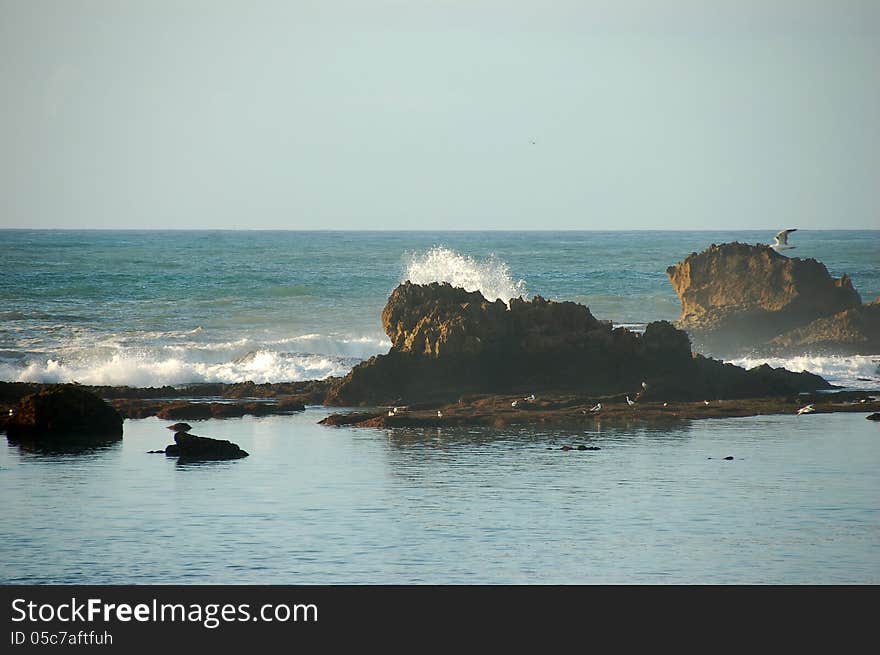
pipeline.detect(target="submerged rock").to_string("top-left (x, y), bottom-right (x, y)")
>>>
top-left (4, 384), bottom-right (123, 441)
top-left (325, 282), bottom-right (831, 406)
top-left (666, 242), bottom-right (864, 355)
top-left (164, 432), bottom-right (249, 461)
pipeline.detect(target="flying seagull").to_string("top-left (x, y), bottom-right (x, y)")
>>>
top-left (771, 229), bottom-right (797, 251)
top-left (797, 404), bottom-right (816, 415)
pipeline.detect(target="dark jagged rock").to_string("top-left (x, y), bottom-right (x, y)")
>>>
top-left (666, 242), bottom-right (863, 355)
top-left (277, 397), bottom-right (307, 412)
top-left (164, 432), bottom-right (248, 461)
top-left (325, 282), bottom-right (831, 406)
top-left (4, 384), bottom-right (123, 441)
top-left (867, 413), bottom-right (880, 421)
top-left (155, 403), bottom-right (214, 420)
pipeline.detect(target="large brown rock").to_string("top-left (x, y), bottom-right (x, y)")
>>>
top-left (381, 281), bottom-right (607, 357)
top-left (4, 384), bottom-right (123, 441)
top-left (325, 282), bottom-right (830, 405)
top-left (667, 242), bottom-right (862, 355)
top-left (769, 297), bottom-right (880, 355)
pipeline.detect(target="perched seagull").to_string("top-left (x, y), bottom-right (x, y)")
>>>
top-left (437, 410), bottom-right (443, 418)
top-left (589, 403), bottom-right (602, 412)
top-left (525, 394), bottom-right (536, 402)
top-left (641, 381), bottom-right (648, 391)
top-left (770, 229), bottom-right (797, 251)
top-left (387, 410), bottom-right (395, 417)
top-left (797, 404), bottom-right (816, 415)
top-left (511, 400), bottom-right (518, 407)
top-left (704, 400), bottom-right (710, 406)
top-left (626, 396), bottom-right (635, 407)
top-left (663, 402), bottom-right (668, 407)
top-left (166, 422), bottom-right (192, 433)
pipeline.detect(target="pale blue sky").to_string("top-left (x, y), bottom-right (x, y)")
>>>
top-left (2, 1), bottom-right (878, 229)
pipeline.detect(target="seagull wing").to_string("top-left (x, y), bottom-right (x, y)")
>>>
top-left (775, 229), bottom-right (797, 245)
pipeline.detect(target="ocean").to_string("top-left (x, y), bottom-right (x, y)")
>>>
top-left (2, 229), bottom-right (879, 388)
top-left (1, 229), bottom-right (879, 584)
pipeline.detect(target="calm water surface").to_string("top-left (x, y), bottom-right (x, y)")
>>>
top-left (1, 410), bottom-right (877, 584)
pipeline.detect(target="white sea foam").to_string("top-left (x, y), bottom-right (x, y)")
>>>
top-left (728, 354), bottom-right (880, 391)
top-left (403, 246), bottom-right (527, 305)
top-left (0, 332), bottom-right (390, 386)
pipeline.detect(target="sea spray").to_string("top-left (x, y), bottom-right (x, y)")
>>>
top-left (0, 332), bottom-right (391, 386)
top-left (402, 246), bottom-right (528, 305)
top-left (727, 354), bottom-right (880, 391)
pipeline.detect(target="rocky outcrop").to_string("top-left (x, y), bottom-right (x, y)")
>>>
top-left (325, 282), bottom-right (830, 406)
top-left (164, 432), bottom-right (249, 461)
top-left (769, 298), bottom-right (880, 355)
top-left (667, 242), bottom-right (863, 355)
top-left (4, 384), bottom-right (123, 441)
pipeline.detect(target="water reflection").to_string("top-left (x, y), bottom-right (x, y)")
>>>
top-left (5, 435), bottom-right (122, 457)
top-left (378, 418), bottom-right (697, 452)
top-left (173, 457), bottom-right (242, 469)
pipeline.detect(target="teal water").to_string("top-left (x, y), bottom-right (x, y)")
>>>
top-left (1, 230), bottom-right (878, 584)
top-left (1, 229), bottom-right (879, 387)
top-left (1, 412), bottom-right (878, 584)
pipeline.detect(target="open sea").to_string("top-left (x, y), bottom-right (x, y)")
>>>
top-left (1, 229), bottom-right (879, 584)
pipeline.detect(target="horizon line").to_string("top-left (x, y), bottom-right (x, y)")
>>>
top-left (2, 227), bottom-right (878, 233)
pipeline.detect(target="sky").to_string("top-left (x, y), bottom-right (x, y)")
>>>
top-left (1, 0), bottom-right (878, 230)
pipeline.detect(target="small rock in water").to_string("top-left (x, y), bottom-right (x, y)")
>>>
top-left (866, 413), bottom-right (880, 421)
top-left (560, 445), bottom-right (573, 451)
top-left (723, 456), bottom-right (734, 460)
top-left (164, 432), bottom-right (249, 461)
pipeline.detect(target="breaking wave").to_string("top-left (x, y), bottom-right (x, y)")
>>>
top-left (728, 354), bottom-right (880, 391)
top-left (0, 332), bottom-right (391, 386)
top-left (403, 246), bottom-right (527, 304)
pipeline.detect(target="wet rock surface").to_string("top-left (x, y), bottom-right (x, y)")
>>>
top-left (320, 391), bottom-right (880, 430)
top-left (3, 384), bottom-right (123, 441)
top-left (164, 431), bottom-right (249, 461)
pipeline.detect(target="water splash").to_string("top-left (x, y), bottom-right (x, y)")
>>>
top-left (727, 354), bottom-right (880, 391)
top-left (0, 332), bottom-right (391, 386)
top-left (402, 246), bottom-right (528, 304)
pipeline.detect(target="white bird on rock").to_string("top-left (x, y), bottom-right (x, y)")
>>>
top-left (525, 394), bottom-right (536, 401)
top-left (797, 404), bottom-right (816, 415)
top-left (511, 400), bottom-right (518, 407)
top-left (437, 410), bottom-right (443, 418)
top-left (770, 229), bottom-right (797, 251)
top-left (626, 396), bottom-right (635, 407)
top-left (589, 403), bottom-right (602, 412)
